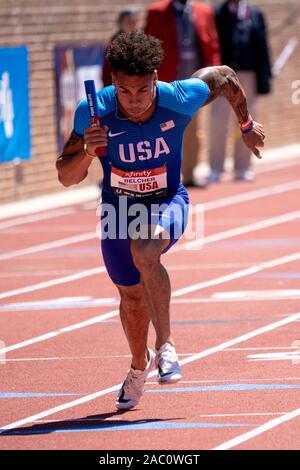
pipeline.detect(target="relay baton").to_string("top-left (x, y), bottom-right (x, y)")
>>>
top-left (84, 80), bottom-right (106, 157)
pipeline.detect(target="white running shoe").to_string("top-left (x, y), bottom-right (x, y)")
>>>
top-left (116, 349), bottom-right (155, 410)
top-left (155, 342), bottom-right (182, 384)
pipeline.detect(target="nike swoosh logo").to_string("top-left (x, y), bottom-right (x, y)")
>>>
top-left (108, 131), bottom-right (126, 137)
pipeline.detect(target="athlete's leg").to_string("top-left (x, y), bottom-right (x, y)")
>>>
top-left (131, 233), bottom-right (182, 384)
top-left (101, 237), bottom-right (151, 370)
top-left (116, 282), bottom-right (150, 371)
top-left (101, 238), bottom-right (155, 410)
top-left (101, 189), bottom-right (188, 393)
top-left (130, 189), bottom-right (188, 351)
top-left (131, 236), bottom-right (172, 351)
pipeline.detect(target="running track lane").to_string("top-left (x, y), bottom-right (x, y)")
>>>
top-left (0, 159), bottom-right (300, 449)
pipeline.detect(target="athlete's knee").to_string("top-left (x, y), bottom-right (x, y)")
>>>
top-left (131, 239), bottom-right (162, 274)
top-left (117, 284), bottom-right (143, 314)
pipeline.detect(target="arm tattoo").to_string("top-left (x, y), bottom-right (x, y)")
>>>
top-left (192, 66), bottom-right (249, 123)
top-left (57, 131), bottom-right (84, 162)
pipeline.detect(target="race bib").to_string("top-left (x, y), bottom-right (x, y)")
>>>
top-left (110, 165), bottom-right (168, 198)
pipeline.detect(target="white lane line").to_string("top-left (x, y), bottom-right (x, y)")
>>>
top-left (0, 270), bottom-right (78, 277)
top-left (1, 179), bottom-right (300, 261)
top-left (0, 296), bottom-right (117, 311)
top-left (0, 309), bottom-right (119, 355)
top-left (176, 313), bottom-right (300, 368)
top-left (172, 251), bottom-right (300, 297)
top-left (0, 232), bottom-right (96, 262)
top-left (2, 293), bottom-right (300, 312)
top-left (0, 207), bottom-right (77, 231)
top-left (3, 355), bottom-right (132, 363)
top-left (1, 207), bottom-right (300, 301)
top-left (1, 249), bottom-right (300, 354)
top-left (0, 267), bottom-right (106, 301)
top-left (247, 352), bottom-right (300, 362)
top-left (212, 290), bottom-right (300, 300)
top-left (194, 180), bottom-right (300, 213)
top-left (179, 208), bottom-right (300, 251)
top-left (1, 311), bottom-right (299, 433)
top-left (213, 407), bottom-right (300, 450)
top-left (2, 353), bottom-right (207, 363)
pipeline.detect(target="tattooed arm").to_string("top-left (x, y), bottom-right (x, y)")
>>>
top-left (192, 65), bottom-right (265, 158)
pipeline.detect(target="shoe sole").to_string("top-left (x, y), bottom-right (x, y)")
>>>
top-left (115, 350), bottom-right (156, 410)
top-left (157, 373), bottom-right (182, 384)
top-left (115, 401), bottom-right (137, 410)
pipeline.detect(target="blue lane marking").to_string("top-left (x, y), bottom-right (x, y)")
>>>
top-left (1, 421), bottom-right (257, 435)
top-left (208, 239), bottom-right (300, 248)
top-left (145, 384), bottom-right (300, 393)
top-left (255, 273), bottom-right (300, 279)
top-left (0, 393), bottom-right (84, 398)
top-left (3, 384), bottom-right (298, 400)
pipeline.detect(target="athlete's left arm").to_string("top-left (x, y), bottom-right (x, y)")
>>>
top-left (192, 65), bottom-right (265, 159)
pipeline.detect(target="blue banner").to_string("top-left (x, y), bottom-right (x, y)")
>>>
top-left (55, 44), bottom-right (104, 152)
top-left (0, 47), bottom-right (31, 163)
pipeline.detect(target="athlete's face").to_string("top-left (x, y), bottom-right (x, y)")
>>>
top-left (112, 71), bottom-right (157, 118)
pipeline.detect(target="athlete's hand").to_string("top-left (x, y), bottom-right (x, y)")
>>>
top-left (84, 125), bottom-right (108, 157)
top-left (242, 121), bottom-right (265, 159)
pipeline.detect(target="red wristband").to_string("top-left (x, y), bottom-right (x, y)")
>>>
top-left (240, 115), bottom-right (253, 131)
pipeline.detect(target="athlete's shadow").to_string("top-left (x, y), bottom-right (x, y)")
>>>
top-left (1, 411), bottom-right (182, 436)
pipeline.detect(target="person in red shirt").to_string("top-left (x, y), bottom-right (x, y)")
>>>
top-left (144, 0), bottom-right (221, 187)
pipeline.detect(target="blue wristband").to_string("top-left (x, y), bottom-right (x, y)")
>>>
top-left (241, 122), bottom-right (254, 135)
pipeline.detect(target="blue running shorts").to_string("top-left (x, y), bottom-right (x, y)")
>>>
top-left (100, 185), bottom-right (189, 286)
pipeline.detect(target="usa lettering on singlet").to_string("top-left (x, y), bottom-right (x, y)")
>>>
top-left (73, 79), bottom-right (210, 201)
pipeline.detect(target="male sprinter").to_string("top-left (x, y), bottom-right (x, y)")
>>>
top-left (56, 32), bottom-right (265, 410)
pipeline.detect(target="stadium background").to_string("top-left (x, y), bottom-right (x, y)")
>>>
top-left (0, 0), bottom-right (299, 203)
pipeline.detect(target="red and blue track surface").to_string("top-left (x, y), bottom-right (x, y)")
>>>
top-left (0, 156), bottom-right (300, 450)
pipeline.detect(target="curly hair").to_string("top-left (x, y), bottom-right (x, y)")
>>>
top-left (107, 31), bottom-right (164, 75)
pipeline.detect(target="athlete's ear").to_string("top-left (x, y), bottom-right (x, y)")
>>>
top-left (111, 73), bottom-right (116, 86)
top-left (153, 70), bottom-right (158, 83)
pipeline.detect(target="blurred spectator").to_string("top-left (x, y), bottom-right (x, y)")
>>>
top-left (145, 0), bottom-right (221, 187)
top-left (102, 7), bottom-right (142, 87)
top-left (208, 0), bottom-right (272, 183)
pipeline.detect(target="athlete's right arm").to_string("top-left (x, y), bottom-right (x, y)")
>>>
top-left (56, 126), bottom-right (107, 187)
